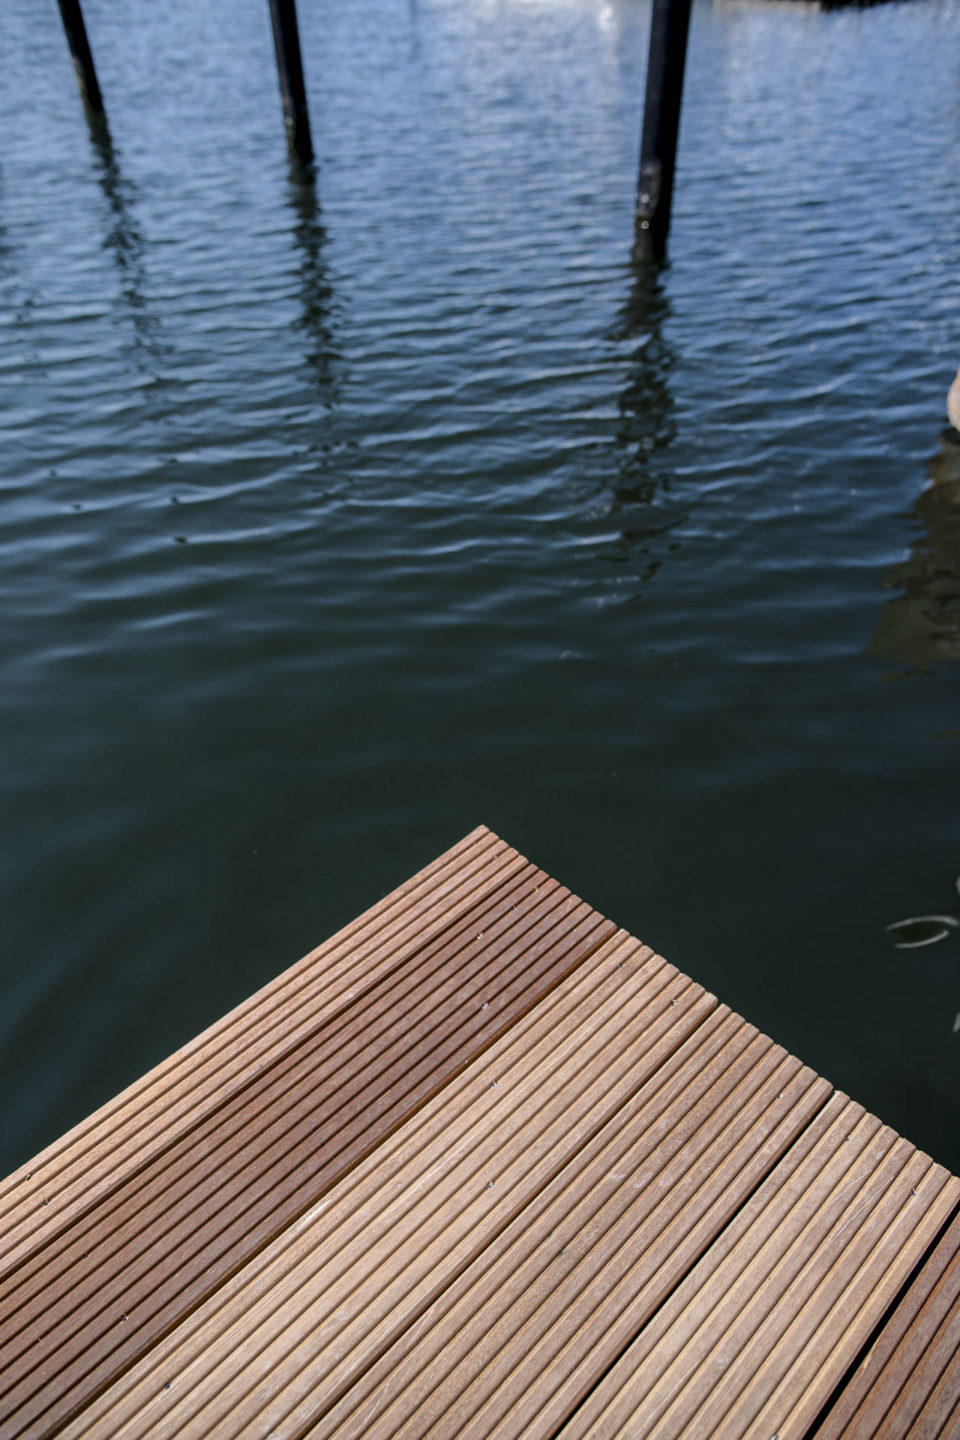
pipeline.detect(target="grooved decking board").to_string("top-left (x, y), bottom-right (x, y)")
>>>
top-left (59, 936), bottom-right (714, 1439)
top-left (557, 1097), bottom-right (960, 1440)
top-left (0, 826), bottom-right (510, 1273)
top-left (814, 1211), bottom-right (960, 1439)
top-left (4, 827), bottom-right (959, 1440)
top-left (309, 1013), bottom-right (832, 1440)
top-left (0, 829), bottom-right (617, 1439)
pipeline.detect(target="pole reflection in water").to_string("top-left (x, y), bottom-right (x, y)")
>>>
top-left (83, 109), bottom-right (157, 364)
top-left (408, 0), bottom-right (422, 60)
top-left (0, 180), bottom-right (12, 277)
top-left (0, 169), bottom-right (39, 345)
top-left (603, 254), bottom-right (683, 585)
top-left (869, 430), bottom-right (960, 667)
top-left (285, 164), bottom-right (339, 400)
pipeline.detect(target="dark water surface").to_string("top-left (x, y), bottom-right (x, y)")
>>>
top-left (2, 0), bottom-right (959, 1175)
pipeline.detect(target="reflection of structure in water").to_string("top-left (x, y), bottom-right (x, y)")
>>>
top-left (612, 256), bottom-right (676, 507)
top-left (0, 175), bottom-right (12, 274)
top-left (84, 110), bottom-right (157, 360)
top-left (286, 168), bottom-right (339, 398)
top-left (870, 430), bottom-right (960, 664)
top-left (601, 256), bottom-right (685, 582)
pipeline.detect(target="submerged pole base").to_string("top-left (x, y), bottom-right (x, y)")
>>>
top-left (634, 159), bottom-right (667, 261)
top-left (635, 0), bottom-right (693, 261)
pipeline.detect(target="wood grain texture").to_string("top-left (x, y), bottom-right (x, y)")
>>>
top-left (557, 1096), bottom-right (960, 1440)
top-left (0, 826), bottom-right (508, 1272)
top-left (5, 828), bottom-right (959, 1440)
top-left (0, 830), bottom-right (617, 1439)
top-left (310, 1015), bottom-right (831, 1440)
top-left (813, 1211), bottom-right (960, 1439)
top-left (58, 936), bottom-right (713, 1440)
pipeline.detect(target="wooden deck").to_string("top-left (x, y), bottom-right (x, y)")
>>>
top-left (2, 826), bottom-right (959, 1438)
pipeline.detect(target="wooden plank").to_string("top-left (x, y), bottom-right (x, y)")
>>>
top-left (813, 1211), bottom-right (960, 1439)
top-left (0, 847), bottom-right (619, 1438)
top-left (57, 935), bottom-right (717, 1440)
top-left (904, 1352), bottom-right (960, 1438)
top-left (1, 863), bottom-right (565, 1336)
top-left (0, 826), bottom-right (514, 1273)
top-left (719, 1154), bottom-right (955, 1440)
top-left (307, 1015), bottom-right (831, 1440)
top-left (8, 828), bottom-right (959, 1440)
top-left (557, 1097), bottom-right (960, 1440)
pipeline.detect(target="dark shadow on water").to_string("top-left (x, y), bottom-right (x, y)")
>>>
top-left (83, 108), bottom-right (159, 365)
top-left (869, 429), bottom-right (960, 667)
top-left (599, 252), bottom-right (684, 584)
top-left (285, 162), bottom-right (340, 402)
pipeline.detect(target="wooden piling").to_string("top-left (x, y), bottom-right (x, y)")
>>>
top-left (635, 0), bottom-right (693, 259)
top-left (56, 0), bottom-right (104, 113)
top-left (268, 0), bottom-right (315, 167)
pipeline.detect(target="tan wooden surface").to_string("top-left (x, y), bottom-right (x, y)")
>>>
top-left (0, 829), bottom-right (616, 1438)
top-left (559, 1099), bottom-right (958, 1440)
top-left (813, 1211), bottom-right (960, 1439)
top-left (2, 828), bottom-right (959, 1439)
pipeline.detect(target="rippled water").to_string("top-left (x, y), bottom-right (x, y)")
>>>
top-left (1, 0), bottom-right (959, 1175)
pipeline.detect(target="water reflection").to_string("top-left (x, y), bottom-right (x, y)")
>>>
top-left (602, 254), bottom-right (683, 582)
top-left (869, 430), bottom-right (960, 665)
top-left (408, 0), bottom-right (422, 61)
top-left (0, 168), bottom-right (39, 340)
top-left (285, 165), bottom-right (339, 400)
top-left (0, 177), bottom-right (13, 276)
top-left (83, 110), bottom-right (157, 362)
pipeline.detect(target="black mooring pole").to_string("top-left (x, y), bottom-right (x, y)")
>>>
top-left (56, 0), bottom-right (104, 113)
top-left (268, 0), bottom-right (314, 167)
top-left (635, 0), bottom-right (693, 260)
